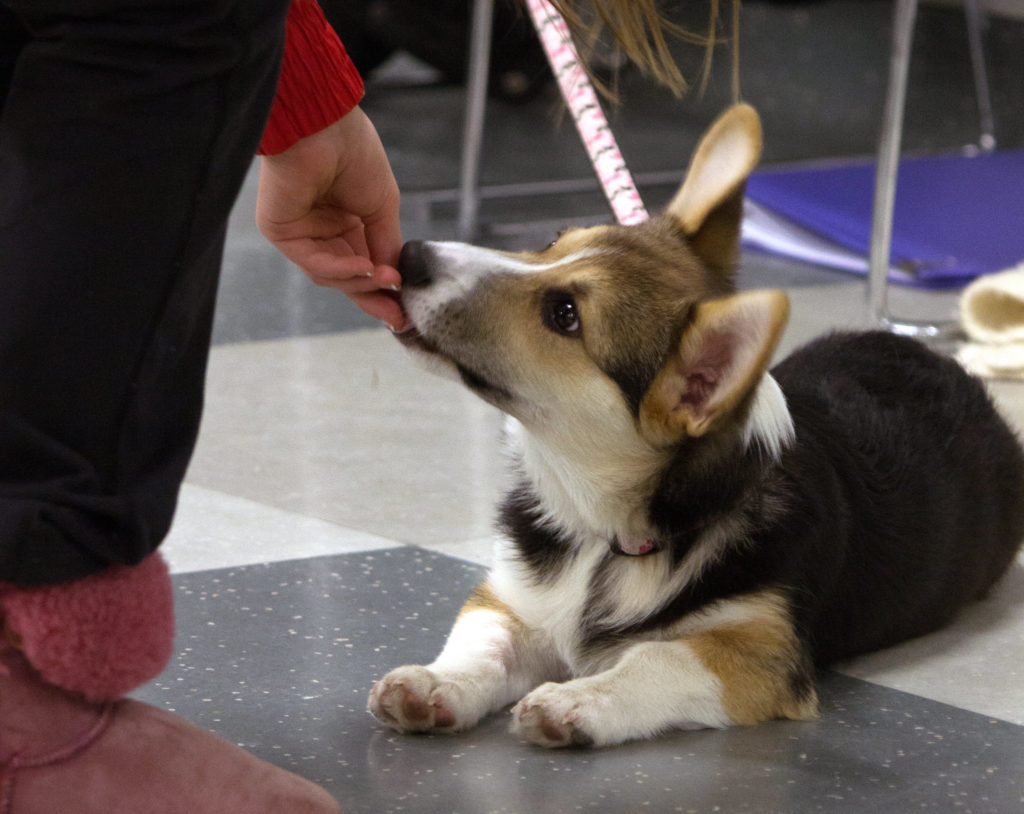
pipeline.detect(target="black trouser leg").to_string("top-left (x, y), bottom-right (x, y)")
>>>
top-left (0, 0), bottom-right (290, 585)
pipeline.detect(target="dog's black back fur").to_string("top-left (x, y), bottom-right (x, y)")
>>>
top-left (768, 332), bottom-right (1023, 664)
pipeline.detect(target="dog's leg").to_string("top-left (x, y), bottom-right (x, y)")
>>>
top-left (368, 583), bottom-right (561, 734)
top-left (511, 600), bottom-right (818, 748)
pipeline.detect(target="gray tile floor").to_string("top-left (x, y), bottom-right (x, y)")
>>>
top-left (136, 2), bottom-right (1024, 812)
top-left (138, 549), bottom-right (1024, 814)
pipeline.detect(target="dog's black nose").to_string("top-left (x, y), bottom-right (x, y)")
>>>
top-left (397, 240), bottom-right (435, 289)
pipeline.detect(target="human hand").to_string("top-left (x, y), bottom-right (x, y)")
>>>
top-left (256, 106), bottom-right (408, 331)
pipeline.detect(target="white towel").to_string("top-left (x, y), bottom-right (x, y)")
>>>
top-left (958, 262), bottom-right (1024, 379)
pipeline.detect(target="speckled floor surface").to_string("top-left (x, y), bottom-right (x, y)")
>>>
top-left (136, 2), bottom-right (1024, 812)
top-left (136, 549), bottom-right (1024, 814)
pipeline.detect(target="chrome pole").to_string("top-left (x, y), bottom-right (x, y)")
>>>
top-left (964, 0), bottom-right (996, 152)
top-left (867, 0), bottom-right (917, 330)
top-left (457, 0), bottom-right (495, 241)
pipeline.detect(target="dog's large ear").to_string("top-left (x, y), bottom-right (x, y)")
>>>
top-left (639, 289), bottom-right (789, 445)
top-left (665, 104), bottom-right (762, 274)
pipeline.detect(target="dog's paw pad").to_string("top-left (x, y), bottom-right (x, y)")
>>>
top-left (398, 688), bottom-right (433, 725)
top-left (511, 687), bottom-right (594, 748)
top-left (368, 666), bottom-right (451, 733)
top-left (368, 666), bottom-right (466, 734)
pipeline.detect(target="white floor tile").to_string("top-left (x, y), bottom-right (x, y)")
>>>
top-left (184, 329), bottom-right (506, 548)
top-left (413, 536), bottom-right (496, 567)
top-left (162, 483), bottom-right (400, 574)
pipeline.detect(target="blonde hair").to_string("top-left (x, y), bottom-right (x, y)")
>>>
top-left (546, 0), bottom-right (741, 101)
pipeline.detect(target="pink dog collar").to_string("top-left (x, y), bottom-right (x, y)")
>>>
top-left (611, 537), bottom-right (663, 557)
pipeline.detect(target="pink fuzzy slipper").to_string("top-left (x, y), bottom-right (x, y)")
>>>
top-left (0, 552), bottom-right (174, 701)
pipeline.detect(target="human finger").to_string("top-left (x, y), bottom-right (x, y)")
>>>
top-left (348, 289), bottom-right (409, 331)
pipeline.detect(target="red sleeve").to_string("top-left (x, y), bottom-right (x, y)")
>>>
top-left (257, 0), bottom-right (365, 155)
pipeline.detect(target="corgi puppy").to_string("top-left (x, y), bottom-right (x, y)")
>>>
top-left (367, 105), bottom-right (1024, 748)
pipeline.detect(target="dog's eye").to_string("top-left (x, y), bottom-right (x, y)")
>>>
top-left (543, 294), bottom-right (582, 337)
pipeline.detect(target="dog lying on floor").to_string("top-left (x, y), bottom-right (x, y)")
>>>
top-left (367, 104), bottom-right (1024, 748)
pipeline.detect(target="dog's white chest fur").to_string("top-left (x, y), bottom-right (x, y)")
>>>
top-left (487, 419), bottom-right (669, 672)
top-left (487, 538), bottom-right (605, 673)
top-left (487, 530), bottom-right (731, 676)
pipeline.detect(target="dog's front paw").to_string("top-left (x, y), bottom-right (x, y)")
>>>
top-left (368, 666), bottom-right (473, 734)
top-left (511, 682), bottom-right (597, 748)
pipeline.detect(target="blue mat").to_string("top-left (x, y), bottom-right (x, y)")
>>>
top-left (743, 150), bottom-right (1024, 289)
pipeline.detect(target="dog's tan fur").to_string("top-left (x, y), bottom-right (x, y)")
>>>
top-left (687, 592), bottom-right (818, 725)
top-left (458, 584), bottom-right (520, 627)
top-left (639, 290), bottom-right (790, 444)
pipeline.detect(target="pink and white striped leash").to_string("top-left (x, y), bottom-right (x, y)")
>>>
top-left (525, 0), bottom-right (650, 226)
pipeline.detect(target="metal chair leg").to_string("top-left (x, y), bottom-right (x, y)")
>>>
top-left (867, 0), bottom-right (960, 339)
top-left (457, 0), bottom-right (495, 241)
top-left (964, 0), bottom-right (997, 152)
